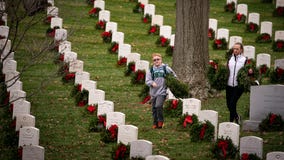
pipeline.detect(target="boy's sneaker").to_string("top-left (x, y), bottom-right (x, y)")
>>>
top-left (152, 124), bottom-right (157, 129)
top-left (157, 122), bottom-right (164, 129)
top-left (235, 114), bottom-right (241, 125)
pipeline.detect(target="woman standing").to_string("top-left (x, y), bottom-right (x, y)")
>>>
top-left (226, 42), bottom-right (246, 124)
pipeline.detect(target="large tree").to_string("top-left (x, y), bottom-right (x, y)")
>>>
top-left (173, 0), bottom-right (209, 100)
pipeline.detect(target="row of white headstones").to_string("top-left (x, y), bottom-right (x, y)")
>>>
top-left (0, 1), bottom-right (44, 160)
top-left (1, 0), bottom-right (282, 159)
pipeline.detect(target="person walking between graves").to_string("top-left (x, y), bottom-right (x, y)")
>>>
top-left (146, 53), bottom-right (177, 129)
top-left (226, 42), bottom-right (246, 124)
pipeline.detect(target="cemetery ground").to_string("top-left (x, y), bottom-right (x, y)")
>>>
top-left (1, 0), bottom-right (284, 159)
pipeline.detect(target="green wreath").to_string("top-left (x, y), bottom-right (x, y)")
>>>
top-left (237, 62), bottom-right (260, 92)
top-left (269, 67), bottom-right (284, 84)
top-left (177, 114), bottom-right (198, 131)
top-left (232, 13), bottom-right (246, 23)
top-left (165, 74), bottom-right (190, 98)
top-left (255, 33), bottom-right (272, 43)
top-left (190, 120), bottom-right (215, 142)
top-left (241, 153), bottom-right (262, 160)
top-left (224, 2), bottom-right (235, 12)
top-left (111, 142), bottom-right (130, 160)
top-left (211, 136), bottom-right (238, 160)
top-left (246, 22), bottom-right (259, 33)
top-left (89, 114), bottom-right (106, 132)
top-left (272, 40), bottom-right (284, 52)
top-left (125, 62), bottom-right (135, 76)
top-left (212, 38), bottom-right (228, 50)
top-left (164, 99), bottom-right (183, 118)
top-left (131, 70), bottom-right (146, 85)
top-left (259, 113), bottom-right (284, 132)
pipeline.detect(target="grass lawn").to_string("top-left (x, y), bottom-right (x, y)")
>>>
top-left (0, 0), bottom-right (283, 159)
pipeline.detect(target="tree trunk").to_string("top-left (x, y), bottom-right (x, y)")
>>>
top-left (173, 0), bottom-right (209, 100)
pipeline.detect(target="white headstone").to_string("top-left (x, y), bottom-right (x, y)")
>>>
top-left (16, 114), bottom-right (35, 131)
top-left (22, 145), bottom-right (44, 160)
top-left (166, 89), bottom-right (176, 99)
top-left (127, 53), bottom-right (141, 66)
top-left (99, 10), bottom-right (110, 22)
top-left (47, 6), bottom-right (58, 17)
top-left (256, 53), bottom-right (271, 68)
top-left (88, 89), bottom-right (105, 105)
top-left (236, 4), bottom-right (248, 16)
top-left (2, 59), bottom-right (17, 74)
top-left (260, 21), bottom-right (273, 36)
top-left (139, 0), bottom-right (149, 5)
top-left (0, 1), bottom-right (5, 11)
top-left (209, 18), bottom-right (218, 34)
top-left (170, 34), bottom-right (175, 47)
top-left (54, 28), bottom-right (67, 42)
top-left (9, 90), bottom-right (26, 103)
top-left (94, 0), bottom-right (105, 10)
top-left (50, 17), bottom-right (62, 29)
top-left (117, 125), bottom-right (138, 145)
top-left (111, 31), bottom-right (124, 44)
top-left (58, 41), bottom-right (71, 54)
top-left (48, 0), bottom-right (54, 6)
top-left (105, 21), bottom-right (117, 33)
top-left (18, 127), bottom-right (39, 147)
top-left (151, 15), bottom-right (163, 26)
top-left (243, 45), bottom-right (255, 60)
top-left (228, 36), bottom-right (242, 49)
top-left (274, 30), bottom-right (284, 41)
top-left (97, 100), bottom-right (114, 116)
top-left (81, 80), bottom-right (97, 92)
top-left (106, 112), bottom-right (125, 129)
top-left (5, 71), bottom-right (20, 88)
top-left (240, 136), bottom-right (263, 159)
top-left (218, 122), bottom-right (240, 147)
top-left (75, 71), bottom-right (90, 85)
top-left (146, 155), bottom-right (170, 160)
top-left (199, 110), bottom-right (218, 140)
top-left (275, 59), bottom-right (284, 69)
top-left (217, 28), bottom-right (229, 42)
top-left (144, 4), bottom-right (155, 17)
top-left (130, 140), bottom-right (152, 159)
top-left (182, 98), bottom-right (201, 116)
top-left (7, 81), bottom-right (22, 92)
top-left (69, 60), bottom-right (84, 73)
top-left (63, 51), bottom-right (77, 63)
top-left (276, 0), bottom-right (284, 7)
top-left (0, 39), bottom-right (11, 58)
top-left (249, 85), bottom-right (284, 121)
top-left (1, 13), bottom-right (7, 26)
top-left (12, 100), bottom-right (31, 119)
top-left (248, 13), bottom-right (260, 25)
top-left (266, 151), bottom-right (284, 160)
top-left (159, 25), bottom-right (172, 39)
top-left (118, 43), bottom-right (131, 60)
top-left (0, 26), bottom-right (9, 38)
top-left (135, 60), bottom-right (149, 72)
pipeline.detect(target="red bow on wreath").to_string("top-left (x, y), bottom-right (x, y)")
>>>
top-left (218, 140), bottom-right (228, 158)
top-left (183, 115), bottom-right (193, 128)
top-left (171, 99), bottom-right (178, 109)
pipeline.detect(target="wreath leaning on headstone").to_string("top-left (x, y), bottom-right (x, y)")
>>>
top-left (211, 136), bottom-right (238, 160)
top-left (111, 142), bottom-right (130, 160)
top-left (164, 99), bottom-right (183, 118)
top-left (259, 113), bottom-right (284, 132)
top-left (189, 120), bottom-right (215, 142)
